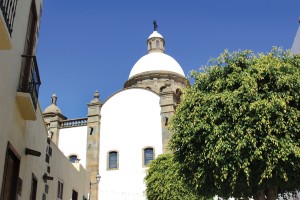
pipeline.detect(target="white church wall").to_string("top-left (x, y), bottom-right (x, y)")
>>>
top-left (59, 126), bottom-right (88, 167)
top-left (99, 88), bottom-right (163, 200)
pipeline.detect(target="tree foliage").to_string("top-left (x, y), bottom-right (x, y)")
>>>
top-left (169, 48), bottom-right (300, 199)
top-left (145, 154), bottom-right (212, 200)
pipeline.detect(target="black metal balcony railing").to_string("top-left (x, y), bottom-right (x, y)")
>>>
top-left (0, 0), bottom-right (18, 35)
top-left (19, 55), bottom-right (41, 110)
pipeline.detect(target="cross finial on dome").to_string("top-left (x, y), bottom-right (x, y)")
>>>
top-left (51, 94), bottom-right (57, 105)
top-left (153, 20), bottom-right (158, 31)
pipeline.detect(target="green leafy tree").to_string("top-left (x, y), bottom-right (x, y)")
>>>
top-left (145, 154), bottom-right (212, 200)
top-left (169, 49), bottom-right (300, 200)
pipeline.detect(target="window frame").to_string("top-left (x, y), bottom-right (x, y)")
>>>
top-left (57, 180), bottom-right (63, 200)
top-left (143, 147), bottom-right (155, 167)
top-left (107, 150), bottom-right (119, 170)
top-left (0, 142), bottom-right (21, 200)
top-left (156, 40), bottom-right (160, 48)
top-left (29, 173), bottom-right (38, 200)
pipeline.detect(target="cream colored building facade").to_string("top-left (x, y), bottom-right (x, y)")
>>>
top-left (0, 0), bottom-right (90, 200)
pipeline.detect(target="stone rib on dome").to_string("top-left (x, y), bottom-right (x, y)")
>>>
top-left (129, 52), bottom-right (185, 78)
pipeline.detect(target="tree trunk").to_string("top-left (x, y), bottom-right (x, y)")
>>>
top-left (254, 190), bottom-right (266, 200)
top-left (266, 186), bottom-right (278, 200)
top-left (293, 192), bottom-right (299, 200)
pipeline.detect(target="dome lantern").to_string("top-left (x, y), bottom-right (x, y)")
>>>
top-left (127, 21), bottom-right (185, 80)
top-left (147, 20), bottom-right (165, 53)
top-left (43, 94), bottom-right (62, 114)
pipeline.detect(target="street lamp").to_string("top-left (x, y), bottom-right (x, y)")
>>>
top-left (90, 173), bottom-right (101, 187)
top-left (96, 173), bottom-right (101, 183)
top-left (89, 173), bottom-right (101, 200)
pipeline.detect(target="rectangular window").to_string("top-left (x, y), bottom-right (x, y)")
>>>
top-left (29, 174), bottom-right (38, 200)
top-left (0, 143), bottom-right (21, 200)
top-left (45, 145), bottom-right (51, 163)
top-left (57, 180), bottom-right (63, 200)
top-left (48, 147), bottom-right (52, 156)
top-left (45, 154), bottom-right (50, 163)
top-left (108, 151), bottom-right (118, 169)
top-left (144, 148), bottom-right (154, 166)
top-left (44, 184), bottom-right (49, 194)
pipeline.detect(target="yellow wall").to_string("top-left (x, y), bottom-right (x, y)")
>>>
top-left (0, 0), bottom-right (90, 199)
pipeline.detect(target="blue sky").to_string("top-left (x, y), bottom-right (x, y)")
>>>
top-left (37, 1), bottom-right (300, 119)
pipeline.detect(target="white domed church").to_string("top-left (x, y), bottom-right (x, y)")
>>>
top-left (43, 21), bottom-right (188, 200)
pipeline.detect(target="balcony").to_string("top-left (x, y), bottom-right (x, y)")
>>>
top-left (0, 0), bottom-right (18, 50)
top-left (16, 55), bottom-right (41, 120)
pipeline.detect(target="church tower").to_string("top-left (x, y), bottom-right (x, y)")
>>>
top-left (124, 21), bottom-right (188, 152)
top-left (43, 94), bottom-right (66, 145)
top-left (86, 91), bottom-right (102, 200)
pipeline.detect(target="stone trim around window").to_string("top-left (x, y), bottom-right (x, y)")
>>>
top-left (142, 146), bottom-right (155, 167)
top-left (107, 150), bottom-right (119, 170)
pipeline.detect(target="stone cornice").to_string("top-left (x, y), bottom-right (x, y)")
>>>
top-left (124, 71), bottom-right (189, 88)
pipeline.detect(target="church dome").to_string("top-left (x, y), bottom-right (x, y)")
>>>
top-left (128, 21), bottom-right (185, 79)
top-left (43, 94), bottom-right (62, 114)
top-left (129, 52), bottom-right (185, 78)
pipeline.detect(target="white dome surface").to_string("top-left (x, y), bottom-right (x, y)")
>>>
top-left (129, 52), bottom-right (185, 78)
top-left (148, 31), bottom-right (163, 39)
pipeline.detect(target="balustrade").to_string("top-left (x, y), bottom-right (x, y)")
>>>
top-left (61, 118), bottom-right (88, 128)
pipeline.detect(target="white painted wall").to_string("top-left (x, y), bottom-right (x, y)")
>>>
top-left (59, 126), bottom-right (88, 167)
top-left (99, 88), bottom-right (162, 200)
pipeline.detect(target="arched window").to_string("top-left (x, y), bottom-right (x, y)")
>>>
top-left (143, 147), bottom-right (154, 166)
top-left (108, 151), bottom-right (118, 169)
top-left (149, 42), bottom-right (152, 49)
top-left (156, 40), bottom-right (159, 48)
top-left (160, 86), bottom-right (166, 93)
top-left (175, 88), bottom-right (183, 103)
top-left (69, 154), bottom-right (78, 163)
